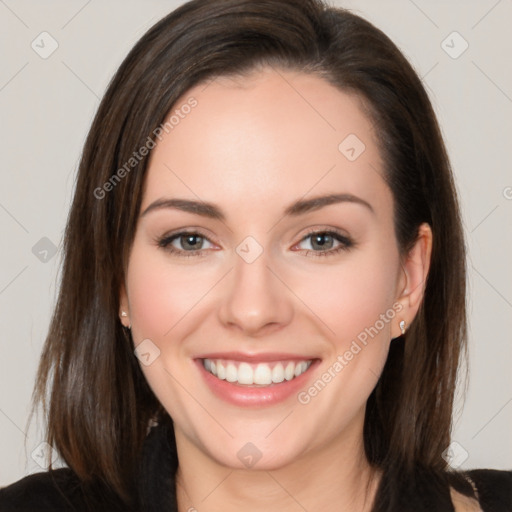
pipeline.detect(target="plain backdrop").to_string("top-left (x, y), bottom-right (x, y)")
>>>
top-left (0, 0), bottom-right (511, 486)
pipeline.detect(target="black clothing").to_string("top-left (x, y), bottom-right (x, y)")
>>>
top-left (1, 423), bottom-right (511, 511)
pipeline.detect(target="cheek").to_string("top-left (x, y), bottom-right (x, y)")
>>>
top-left (291, 251), bottom-right (400, 422)
top-left (124, 245), bottom-right (213, 411)
top-left (290, 248), bottom-right (400, 346)
top-left (126, 245), bottom-right (217, 340)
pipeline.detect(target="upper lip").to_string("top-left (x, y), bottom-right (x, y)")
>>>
top-left (196, 351), bottom-right (318, 363)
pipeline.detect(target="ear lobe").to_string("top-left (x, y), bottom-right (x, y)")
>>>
top-left (119, 282), bottom-right (131, 327)
top-left (395, 223), bottom-right (433, 331)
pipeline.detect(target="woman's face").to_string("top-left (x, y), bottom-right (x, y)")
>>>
top-left (121, 68), bottom-right (422, 470)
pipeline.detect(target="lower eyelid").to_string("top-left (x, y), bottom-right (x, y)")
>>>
top-left (302, 244), bottom-right (352, 257)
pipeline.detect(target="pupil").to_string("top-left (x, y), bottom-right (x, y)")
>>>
top-left (183, 235), bottom-right (201, 250)
top-left (312, 234), bottom-right (333, 250)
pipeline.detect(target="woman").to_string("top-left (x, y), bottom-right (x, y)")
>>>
top-left (1, 0), bottom-right (510, 510)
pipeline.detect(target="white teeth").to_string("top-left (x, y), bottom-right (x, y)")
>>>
top-left (216, 362), bottom-right (226, 380)
top-left (254, 364), bottom-right (272, 385)
top-left (226, 363), bottom-right (237, 383)
top-left (272, 363), bottom-right (285, 383)
top-left (284, 362), bottom-right (295, 380)
top-left (237, 362), bottom-right (253, 384)
top-left (294, 361), bottom-right (308, 377)
top-left (202, 358), bottom-right (313, 386)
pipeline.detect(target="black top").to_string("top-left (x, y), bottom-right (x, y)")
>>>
top-left (1, 423), bottom-right (511, 511)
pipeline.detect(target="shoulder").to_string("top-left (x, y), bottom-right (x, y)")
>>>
top-left (0, 468), bottom-right (129, 512)
top-left (467, 469), bottom-right (512, 511)
top-left (0, 468), bottom-right (86, 510)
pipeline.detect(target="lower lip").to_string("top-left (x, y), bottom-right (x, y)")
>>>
top-left (195, 359), bottom-right (320, 407)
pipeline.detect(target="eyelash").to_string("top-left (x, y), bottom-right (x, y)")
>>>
top-left (156, 229), bottom-right (354, 258)
top-left (157, 230), bottom-right (212, 258)
top-left (297, 228), bottom-right (354, 258)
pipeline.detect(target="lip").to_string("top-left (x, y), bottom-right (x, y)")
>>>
top-left (195, 351), bottom-right (316, 363)
top-left (194, 356), bottom-right (321, 407)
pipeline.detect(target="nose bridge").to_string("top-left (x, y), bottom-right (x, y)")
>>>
top-left (217, 242), bottom-right (293, 335)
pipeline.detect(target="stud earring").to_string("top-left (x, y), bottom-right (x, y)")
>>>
top-left (399, 320), bottom-right (406, 335)
top-left (120, 311), bottom-right (132, 329)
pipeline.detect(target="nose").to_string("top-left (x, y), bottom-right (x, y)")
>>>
top-left (217, 248), bottom-right (294, 337)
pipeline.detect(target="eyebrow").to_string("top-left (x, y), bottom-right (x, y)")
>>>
top-left (284, 193), bottom-right (374, 216)
top-left (140, 193), bottom-right (374, 220)
top-left (140, 198), bottom-right (225, 220)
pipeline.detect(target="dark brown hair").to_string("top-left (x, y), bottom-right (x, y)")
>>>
top-left (33, 0), bottom-right (468, 509)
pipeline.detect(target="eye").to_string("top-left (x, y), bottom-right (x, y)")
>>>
top-left (294, 230), bottom-right (354, 256)
top-left (157, 231), bottom-right (216, 256)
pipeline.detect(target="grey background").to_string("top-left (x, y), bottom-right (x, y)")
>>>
top-left (0, 0), bottom-right (511, 485)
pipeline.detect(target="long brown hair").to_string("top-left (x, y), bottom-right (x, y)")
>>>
top-left (33, 0), bottom-right (467, 508)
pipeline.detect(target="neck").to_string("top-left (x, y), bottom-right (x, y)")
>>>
top-left (174, 417), bottom-right (380, 512)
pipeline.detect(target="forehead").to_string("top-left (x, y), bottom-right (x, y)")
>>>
top-left (143, 68), bottom-right (389, 216)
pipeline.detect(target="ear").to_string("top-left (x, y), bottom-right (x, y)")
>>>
top-left (119, 282), bottom-right (131, 328)
top-left (392, 223), bottom-right (433, 338)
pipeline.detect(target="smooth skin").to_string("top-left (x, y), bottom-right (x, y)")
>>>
top-left (120, 67), bottom-right (432, 512)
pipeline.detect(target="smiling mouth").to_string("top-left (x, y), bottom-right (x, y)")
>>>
top-left (201, 358), bottom-right (314, 387)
